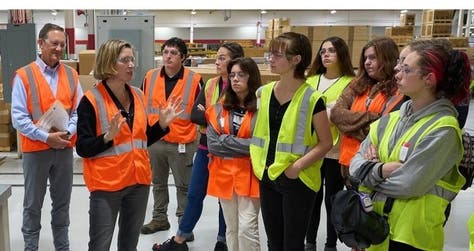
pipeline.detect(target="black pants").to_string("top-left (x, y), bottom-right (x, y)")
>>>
top-left (260, 170), bottom-right (317, 251)
top-left (389, 240), bottom-right (423, 251)
top-left (88, 184), bottom-right (149, 251)
top-left (305, 158), bottom-right (344, 247)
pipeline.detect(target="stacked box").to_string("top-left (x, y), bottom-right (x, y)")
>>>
top-left (265, 18), bottom-right (291, 46)
top-left (0, 101), bottom-right (16, 151)
top-left (421, 9), bottom-right (454, 37)
top-left (78, 50), bottom-right (96, 75)
top-left (421, 23), bottom-right (452, 37)
top-left (422, 10), bottom-right (454, 24)
top-left (400, 13), bottom-right (416, 26)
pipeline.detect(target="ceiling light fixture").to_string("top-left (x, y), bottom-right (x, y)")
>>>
top-left (330, 10), bottom-right (337, 15)
top-left (400, 10), bottom-right (408, 14)
top-left (51, 10), bottom-right (58, 16)
top-left (191, 10), bottom-right (197, 15)
top-left (260, 10), bottom-right (267, 14)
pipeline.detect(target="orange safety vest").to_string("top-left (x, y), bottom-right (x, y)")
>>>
top-left (82, 82), bottom-right (151, 192)
top-left (14, 62), bottom-right (79, 152)
top-left (339, 88), bottom-right (404, 166)
top-left (143, 67), bottom-right (201, 144)
top-left (205, 104), bottom-right (259, 199)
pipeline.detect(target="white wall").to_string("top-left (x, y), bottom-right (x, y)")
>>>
top-left (1, 9), bottom-right (465, 53)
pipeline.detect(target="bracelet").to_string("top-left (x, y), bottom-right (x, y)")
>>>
top-left (378, 164), bottom-right (384, 179)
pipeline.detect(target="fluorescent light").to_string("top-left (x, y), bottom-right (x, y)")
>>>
top-left (260, 10), bottom-right (267, 14)
top-left (330, 10), bottom-right (337, 14)
top-left (191, 10), bottom-right (196, 15)
top-left (400, 10), bottom-right (408, 13)
top-left (51, 10), bottom-right (58, 16)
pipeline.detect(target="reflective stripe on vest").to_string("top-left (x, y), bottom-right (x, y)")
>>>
top-left (93, 139), bottom-right (147, 158)
top-left (90, 85), bottom-right (147, 159)
top-left (146, 68), bottom-right (195, 119)
top-left (371, 111), bottom-right (462, 202)
top-left (25, 64), bottom-right (76, 120)
top-left (25, 65), bottom-right (76, 121)
top-left (275, 87), bottom-right (314, 155)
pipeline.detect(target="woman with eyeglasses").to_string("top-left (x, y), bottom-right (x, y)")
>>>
top-left (206, 57), bottom-right (262, 251)
top-left (330, 37), bottom-right (405, 188)
top-left (152, 42), bottom-right (244, 251)
top-left (250, 32), bottom-right (333, 250)
top-left (350, 39), bottom-right (470, 251)
top-left (304, 36), bottom-right (355, 251)
top-left (76, 39), bottom-right (183, 251)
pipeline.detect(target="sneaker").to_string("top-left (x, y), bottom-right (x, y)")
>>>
top-left (324, 246), bottom-right (337, 251)
top-left (141, 219), bottom-right (171, 234)
top-left (305, 242), bottom-right (316, 251)
top-left (152, 237), bottom-right (188, 251)
top-left (214, 241), bottom-right (228, 251)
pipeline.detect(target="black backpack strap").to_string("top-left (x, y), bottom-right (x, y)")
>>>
top-left (382, 197), bottom-right (394, 219)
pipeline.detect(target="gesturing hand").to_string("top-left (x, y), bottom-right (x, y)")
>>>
top-left (158, 96), bottom-right (184, 129)
top-left (104, 111), bottom-right (126, 143)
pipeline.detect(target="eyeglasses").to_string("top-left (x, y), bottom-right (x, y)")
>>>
top-left (229, 72), bottom-right (249, 79)
top-left (162, 49), bottom-right (181, 56)
top-left (44, 39), bottom-right (66, 49)
top-left (267, 51), bottom-right (287, 59)
top-left (319, 47), bottom-right (337, 55)
top-left (117, 56), bottom-right (136, 64)
top-left (399, 64), bottom-right (423, 75)
top-left (396, 57), bottom-right (406, 67)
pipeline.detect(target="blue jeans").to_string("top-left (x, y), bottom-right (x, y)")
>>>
top-left (177, 147), bottom-right (226, 242)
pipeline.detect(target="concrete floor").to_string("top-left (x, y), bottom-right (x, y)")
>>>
top-left (1, 99), bottom-right (473, 250)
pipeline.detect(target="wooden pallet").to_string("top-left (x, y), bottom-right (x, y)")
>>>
top-left (422, 10), bottom-right (454, 24)
top-left (385, 26), bottom-right (414, 36)
top-left (421, 23), bottom-right (452, 37)
top-left (400, 13), bottom-right (415, 26)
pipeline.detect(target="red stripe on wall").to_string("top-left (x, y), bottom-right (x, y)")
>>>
top-left (65, 28), bottom-right (75, 54)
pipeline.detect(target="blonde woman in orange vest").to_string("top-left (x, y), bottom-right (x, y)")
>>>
top-left (141, 37), bottom-right (203, 235)
top-left (331, 37), bottom-right (406, 184)
top-left (206, 57), bottom-right (262, 251)
top-left (152, 42), bottom-right (244, 251)
top-left (75, 39), bottom-right (183, 251)
top-left (11, 23), bottom-right (83, 251)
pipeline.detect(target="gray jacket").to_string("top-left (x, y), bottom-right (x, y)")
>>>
top-left (350, 98), bottom-right (461, 199)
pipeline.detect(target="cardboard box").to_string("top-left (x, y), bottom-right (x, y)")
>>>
top-left (60, 60), bottom-right (79, 72)
top-left (0, 124), bottom-right (11, 134)
top-left (79, 75), bottom-right (98, 93)
top-left (78, 50), bottom-right (96, 75)
top-left (0, 131), bottom-right (16, 150)
top-left (0, 101), bottom-right (11, 125)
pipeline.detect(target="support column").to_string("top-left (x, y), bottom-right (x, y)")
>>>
top-left (87, 10), bottom-right (95, 49)
top-left (64, 10), bottom-right (75, 59)
top-left (466, 10), bottom-right (473, 38)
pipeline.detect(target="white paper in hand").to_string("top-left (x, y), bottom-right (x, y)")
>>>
top-left (36, 100), bottom-right (69, 132)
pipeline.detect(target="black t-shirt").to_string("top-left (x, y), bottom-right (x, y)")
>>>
top-left (265, 90), bottom-right (326, 167)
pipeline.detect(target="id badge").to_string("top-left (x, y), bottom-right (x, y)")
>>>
top-left (399, 142), bottom-right (410, 163)
top-left (178, 143), bottom-right (186, 153)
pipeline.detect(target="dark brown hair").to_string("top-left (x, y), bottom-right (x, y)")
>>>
top-left (307, 36), bottom-right (355, 77)
top-left (223, 57), bottom-right (261, 112)
top-left (352, 37), bottom-right (399, 96)
top-left (268, 32), bottom-right (312, 80)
